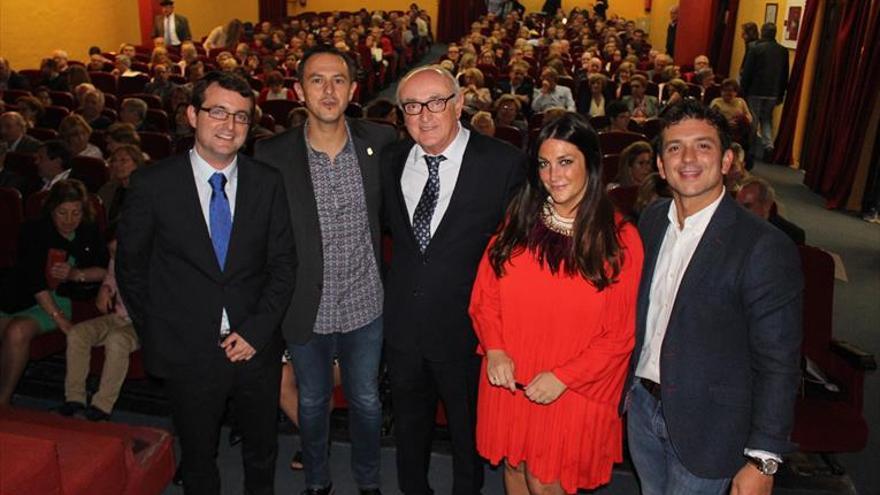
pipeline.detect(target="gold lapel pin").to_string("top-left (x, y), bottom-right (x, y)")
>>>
top-left (367, 147), bottom-right (374, 156)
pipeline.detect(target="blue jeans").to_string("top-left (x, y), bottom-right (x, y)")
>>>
top-left (626, 382), bottom-right (731, 495)
top-left (289, 316), bottom-right (383, 490)
top-left (747, 96), bottom-right (778, 156)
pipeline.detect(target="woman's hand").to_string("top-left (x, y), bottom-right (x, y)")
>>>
top-left (54, 314), bottom-right (73, 334)
top-left (486, 349), bottom-right (516, 392)
top-left (524, 371), bottom-right (566, 404)
top-left (50, 262), bottom-right (72, 281)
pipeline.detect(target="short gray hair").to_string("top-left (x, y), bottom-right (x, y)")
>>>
top-left (740, 176), bottom-right (776, 205)
top-left (395, 65), bottom-right (461, 105)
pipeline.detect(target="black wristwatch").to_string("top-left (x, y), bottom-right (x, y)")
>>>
top-left (745, 455), bottom-right (779, 476)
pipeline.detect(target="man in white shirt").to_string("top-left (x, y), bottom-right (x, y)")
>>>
top-left (151, 0), bottom-right (191, 47)
top-left (532, 67), bottom-right (575, 113)
top-left (625, 99), bottom-right (802, 495)
top-left (36, 140), bottom-right (72, 192)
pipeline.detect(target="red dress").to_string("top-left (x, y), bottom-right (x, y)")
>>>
top-left (469, 221), bottom-right (643, 492)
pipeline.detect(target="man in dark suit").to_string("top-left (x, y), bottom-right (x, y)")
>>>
top-left (116, 72), bottom-right (296, 495)
top-left (0, 112), bottom-right (42, 154)
top-left (254, 46), bottom-right (395, 495)
top-left (736, 176), bottom-right (806, 245)
top-left (625, 100), bottom-right (803, 494)
top-left (740, 22), bottom-right (789, 160)
top-left (493, 63), bottom-right (534, 115)
top-left (151, 0), bottom-right (192, 47)
top-left (382, 65), bottom-right (526, 495)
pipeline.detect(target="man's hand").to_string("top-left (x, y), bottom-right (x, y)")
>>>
top-left (95, 285), bottom-right (114, 314)
top-left (221, 332), bottom-right (256, 362)
top-left (730, 463), bottom-right (774, 495)
top-left (524, 371), bottom-right (566, 404)
top-left (486, 349), bottom-right (516, 392)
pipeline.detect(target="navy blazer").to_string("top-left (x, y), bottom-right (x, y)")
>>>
top-left (254, 119), bottom-right (397, 345)
top-left (381, 131), bottom-right (526, 362)
top-left (116, 152), bottom-right (296, 377)
top-left (626, 194), bottom-right (803, 478)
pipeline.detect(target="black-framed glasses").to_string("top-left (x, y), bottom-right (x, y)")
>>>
top-left (198, 106), bottom-right (252, 125)
top-left (401, 93), bottom-right (457, 116)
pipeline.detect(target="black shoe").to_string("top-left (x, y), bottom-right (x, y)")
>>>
top-left (173, 463), bottom-right (184, 486)
top-left (359, 490), bottom-right (382, 495)
top-left (55, 401), bottom-right (86, 417)
top-left (228, 427), bottom-right (243, 446)
top-left (301, 483), bottom-right (333, 495)
top-left (84, 405), bottom-right (111, 422)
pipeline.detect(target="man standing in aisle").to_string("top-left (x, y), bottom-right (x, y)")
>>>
top-left (151, 0), bottom-right (192, 47)
top-left (740, 22), bottom-right (789, 162)
top-left (255, 45), bottom-right (396, 495)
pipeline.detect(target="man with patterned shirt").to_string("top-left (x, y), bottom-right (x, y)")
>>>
top-left (254, 46), bottom-right (396, 495)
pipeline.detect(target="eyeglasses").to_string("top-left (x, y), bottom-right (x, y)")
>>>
top-left (198, 106), bottom-right (251, 125)
top-left (401, 94), bottom-right (456, 116)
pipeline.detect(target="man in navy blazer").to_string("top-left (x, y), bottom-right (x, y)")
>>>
top-left (625, 100), bottom-right (802, 495)
top-left (117, 72), bottom-right (295, 494)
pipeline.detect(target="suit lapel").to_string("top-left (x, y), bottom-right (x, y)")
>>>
top-left (636, 200), bottom-right (671, 343)
top-left (177, 154), bottom-right (223, 280)
top-left (392, 139), bottom-right (417, 242)
top-left (349, 120), bottom-right (378, 220)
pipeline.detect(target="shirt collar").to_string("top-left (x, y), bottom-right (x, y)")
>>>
top-left (303, 119), bottom-right (354, 157)
top-left (667, 187), bottom-right (726, 234)
top-left (413, 123), bottom-right (470, 166)
top-left (190, 147), bottom-right (238, 184)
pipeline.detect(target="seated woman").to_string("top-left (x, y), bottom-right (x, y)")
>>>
top-left (585, 73), bottom-right (608, 117)
top-left (710, 78), bottom-right (752, 146)
top-left (494, 94), bottom-right (528, 132)
top-left (0, 179), bottom-right (109, 405)
top-left (77, 89), bottom-right (114, 131)
top-left (470, 110), bottom-right (496, 136)
top-left (470, 112), bottom-right (643, 494)
top-left (258, 70), bottom-right (296, 104)
top-left (460, 67), bottom-right (493, 112)
top-left (98, 144), bottom-right (145, 230)
top-left (608, 140), bottom-right (653, 190)
top-left (621, 74), bottom-right (659, 122)
top-left (59, 114), bottom-right (103, 160)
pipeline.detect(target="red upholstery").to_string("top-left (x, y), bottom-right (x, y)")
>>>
top-left (790, 245), bottom-right (873, 453)
top-left (0, 186), bottom-right (23, 269)
top-left (49, 91), bottom-right (76, 110)
top-left (70, 156), bottom-right (110, 193)
top-left (601, 153), bottom-right (620, 185)
top-left (494, 124), bottom-right (523, 149)
top-left (145, 108), bottom-right (170, 133)
top-left (0, 407), bottom-right (175, 495)
top-left (589, 115), bottom-right (610, 131)
top-left (118, 75), bottom-right (149, 97)
top-left (608, 185), bottom-right (639, 217)
top-left (138, 131), bottom-right (173, 160)
top-left (89, 72), bottom-right (118, 95)
top-left (42, 106), bottom-right (71, 130)
top-left (598, 131), bottom-right (647, 155)
top-left (640, 117), bottom-right (663, 140)
top-left (2, 88), bottom-right (32, 104)
top-left (28, 127), bottom-right (60, 141)
top-left (259, 99), bottom-right (303, 128)
top-left (0, 431), bottom-right (63, 495)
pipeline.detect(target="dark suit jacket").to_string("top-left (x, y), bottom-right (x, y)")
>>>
top-left (627, 194), bottom-right (803, 478)
top-left (253, 118), bottom-right (397, 345)
top-left (381, 131), bottom-right (526, 362)
top-left (151, 13), bottom-right (192, 43)
top-left (10, 134), bottom-right (42, 154)
top-left (115, 152), bottom-right (296, 377)
top-left (493, 79), bottom-right (534, 109)
top-left (740, 38), bottom-right (789, 100)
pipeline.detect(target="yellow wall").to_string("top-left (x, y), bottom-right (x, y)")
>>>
top-left (172, 0), bottom-right (259, 43)
top-left (0, 0), bottom-right (140, 70)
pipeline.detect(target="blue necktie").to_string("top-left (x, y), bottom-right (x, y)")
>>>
top-left (209, 172), bottom-right (232, 269)
top-left (412, 154), bottom-right (445, 253)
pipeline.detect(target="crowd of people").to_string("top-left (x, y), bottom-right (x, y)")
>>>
top-left (0, 4), bottom-right (809, 495)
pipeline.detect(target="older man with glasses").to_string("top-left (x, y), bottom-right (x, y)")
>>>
top-left (380, 65), bottom-right (526, 495)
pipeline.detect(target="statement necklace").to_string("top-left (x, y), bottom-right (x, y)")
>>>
top-left (541, 200), bottom-right (575, 237)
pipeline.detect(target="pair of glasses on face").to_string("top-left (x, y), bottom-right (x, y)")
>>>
top-left (401, 93), bottom-right (456, 116)
top-left (198, 106), bottom-right (252, 125)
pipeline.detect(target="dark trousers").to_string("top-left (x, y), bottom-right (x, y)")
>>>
top-left (165, 351), bottom-right (282, 495)
top-left (387, 347), bottom-right (483, 495)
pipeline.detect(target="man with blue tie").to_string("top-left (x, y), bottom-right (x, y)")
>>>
top-left (116, 72), bottom-right (296, 495)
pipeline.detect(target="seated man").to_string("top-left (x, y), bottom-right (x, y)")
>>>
top-left (605, 100), bottom-right (635, 133)
top-left (0, 112), bottom-right (42, 153)
top-left (736, 176), bottom-right (806, 245)
top-left (622, 73), bottom-right (659, 122)
top-left (531, 67), bottom-right (575, 113)
top-left (57, 240), bottom-right (139, 421)
top-left (119, 98), bottom-right (157, 132)
top-left (35, 140), bottom-right (72, 192)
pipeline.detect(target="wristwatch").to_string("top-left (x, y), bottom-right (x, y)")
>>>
top-left (745, 455), bottom-right (779, 475)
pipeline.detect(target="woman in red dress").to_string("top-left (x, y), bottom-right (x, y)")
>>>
top-left (470, 112), bottom-right (643, 494)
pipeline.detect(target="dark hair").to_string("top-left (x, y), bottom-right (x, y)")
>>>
top-left (742, 22), bottom-right (759, 43)
top-left (43, 178), bottom-right (94, 223)
top-left (88, 46), bottom-right (102, 56)
top-left (720, 78), bottom-right (740, 93)
top-left (616, 140), bottom-right (653, 186)
top-left (606, 100), bottom-right (629, 119)
top-left (296, 45), bottom-right (357, 82)
top-left (365, 98), bottom-right (397, 119)
top-left (761, 22), bottom-right (777, 40)
top-left (191, 71), bottom-right (255, 116)
top-left (657, 99), bottom-right (732, 152)
top-left (40, 140), bottom-right (72, 170)
top-left (488, 112), bottom-right (624, 290)
top-left (111, 144), bottom-right (147, 170)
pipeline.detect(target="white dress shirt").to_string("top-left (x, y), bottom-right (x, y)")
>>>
top-left (41, 169), bottom-right (71, 191)
top-left (190, 148), bottom-right (238, 335)
top-left (164, 13), bottom-right (181, 46)
top-left (635, 188), bottom-right (725, 384)
top-left (401, 124), bottom-right (470, 235)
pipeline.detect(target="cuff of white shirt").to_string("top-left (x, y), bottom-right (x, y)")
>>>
top-left (744, 448), bottom-right (783, 464)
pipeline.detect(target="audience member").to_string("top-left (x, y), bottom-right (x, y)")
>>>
top-left (204, 19), bottom-right (244, 51)
top-left (258, 71), bottom-right (296, 103)
top-left (59, 114), bottom-right (103, 159)
top-left (98, 144), bottom-right (145, 230)
top-left (470, 110), bottom-right (496, 136)
top-left (144, 64), bottom-right (175, 105)
top-left (737, 176), bottom-right (806, 245)
top-left (0, 145), bottom-right (31, 195)
top-left (119, 98), bottom-right (155, 132)
top-left (461, 68), bottom-right (493, 112)
top-left (622, 74), bottom-right (659, 122)
top-left (0, 179), bottom-right (109, 405)
top-left (151, 0), bottom-right (192, 47)
top-left (13, 97), bottom-right (44, 130)
top-left (609, 140), bottom-right (653, 190)
top-left (606, 100), bottom-right (634, 133)
top-left (532, 67), bottom-right (575, 113)
top-left (741, 22), bottom-right (789, 160)
top-left (1, 112), bottom-right (42, 153)
top-left (0, 57), bottom-right (30, 91)
top-left (35, 140), bottom-right (72, 191)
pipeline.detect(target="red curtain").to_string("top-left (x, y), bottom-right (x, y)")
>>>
top-left (259, 0), bottom-right (286, 23)
top-left (437, 0), bottom-right (486, 43)
top-left (801, 0), bottom-right (880, 208)
top-left (711, 0), bottom-right (740, 76)
top-left (772, 0), bottom-right (820, 165)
